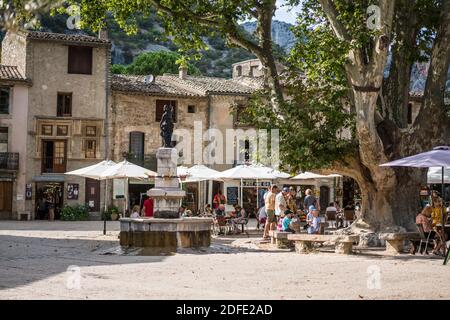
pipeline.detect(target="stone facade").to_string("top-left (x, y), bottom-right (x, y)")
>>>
top-left (1, 31), bottom-right (110, 219)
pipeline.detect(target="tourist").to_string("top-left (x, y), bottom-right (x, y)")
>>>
top-left (215, 204), bottom-right (225, 216)
top-left (230, 205), bottom-right (246, 234)
top-left (307, 209), bottom-right (321, 234)
top-left (182, 209), bottom-right (193, 217)
top-left (431, 192), bottom-right (444, 226)
top-left (263, 185), bottom-right (278, 239)
top-left (287, 187), bottom-right (298, 213)
top-left (213, 190), bottom-right (226, 210)
top-left (204, 204), bottom-right (213, 217)
top-left (142, 195), bottom-right (154, 217)
top-left (257, 205), bottom-right (267, 229)
top-left (304, 189), bottom-right (318, 213)
top-left (130, 205), bottom-right (141, 218)
top-left (282, 210), bottom-right (295, 233)
top-left (275, 187), bottom-right (289, 220)
top-left (412, 206), bottom-right (434, 254)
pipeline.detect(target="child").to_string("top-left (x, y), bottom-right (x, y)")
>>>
top-left (307, 209), bottom-right (321, 234)
top-left (282, 210), bottom-right (295, 233)
top-left (130, 205), bottom-right (141, 218)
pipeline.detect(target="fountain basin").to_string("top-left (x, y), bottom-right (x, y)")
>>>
top-left (119, 217), bottom-right (213, 253)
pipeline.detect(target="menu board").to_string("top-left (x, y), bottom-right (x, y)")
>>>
top-left (227, 187), bottom-right (239, 205)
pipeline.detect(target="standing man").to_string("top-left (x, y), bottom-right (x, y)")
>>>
top-left (213, 190), bottom-right (226, 210)
top-left (263, 185), bottom-right (278, 239)
top-left (303, 189), bottom-right (318, 213)
top-left (142, 195), bottom-right (154, 217)
top-left (275, 187), bottom-right (289, 221)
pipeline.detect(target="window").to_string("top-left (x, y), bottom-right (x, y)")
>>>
top-left (0, 127), bottom-right (7, 152)
top-left (56, 125), bottom-right (68, 136)
top-left (407, 103), bottom-right (413, 124)
top-left (86, 126), bottom-right (96, 137)
top-left (68, 46), bottom-right (93, 75)
top-left (129, 131), bottom-right (144, 161)
top-left (236, 65), bottom-right (242, 77)
top-left (0, 87), bottom-right (10, 114)
top-left (41, 125), bottom-right (53, 136)
top-left (85, 140), bottom-right (96, 158)
top-left (188, 105), bottom-right (196, 113)
top-left (249, 65), bottom-right (258, 77)
top-left (57, 93), bottom-right (72, 117)
top-left (155, 100), bottom-right (177, 122)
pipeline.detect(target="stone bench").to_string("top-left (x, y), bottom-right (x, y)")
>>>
top-left (17, 211), bottom-right (31, 221)
top-left (269, 230), bottom-right (292, 248)
top-left (379, 232), bottom-right (421, 254)
top-left (287, 234), bottom-right (359, 254)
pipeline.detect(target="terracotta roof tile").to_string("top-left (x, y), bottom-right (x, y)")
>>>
top-left (24, 31), bottom-right (110, 46)
top-left (111, 74), bottom-right (203, 97)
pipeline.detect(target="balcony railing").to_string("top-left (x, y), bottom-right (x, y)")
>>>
top-left (0, 152), bottom-right (19, 171)
top-left (42, 156), bottom-right (67, 173)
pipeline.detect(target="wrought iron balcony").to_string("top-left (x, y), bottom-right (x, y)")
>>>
top-left (0, 152), bottom-right (19, 171)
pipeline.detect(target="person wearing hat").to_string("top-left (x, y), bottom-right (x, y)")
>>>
top-left (282, 209), bottom-right (295, 233)
top-left (275, 187), bottom-right (289, 221)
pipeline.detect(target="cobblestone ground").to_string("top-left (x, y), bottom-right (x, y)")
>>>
top-left (0, 221), bottom-right (449, 300)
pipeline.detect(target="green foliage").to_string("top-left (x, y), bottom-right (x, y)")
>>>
top-left (111, 51), bottom-right (200, 76)
top-left (61, 204), bottom-right (89, 221)
top-left (101, 205), bottom-right (119, 221)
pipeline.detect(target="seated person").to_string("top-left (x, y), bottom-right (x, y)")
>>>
top-left (326, 202), bottom-right (337, 213)
top-left (282, 210), bottom-right (295, 233)
top-left (257, 206), bottom-right (267, 228)
top-left (215, 204), bottom-right (225, 216)
top-left (307, 209), bottom-right (321, 234)
top-left (204, 204), bottom-right (213, 217)
top-left (230, 205), bottom-right (247, 234)
top-left (130, 205), bottom-right (141, 218)
top-left (411, 206), bottom-right (434, 254)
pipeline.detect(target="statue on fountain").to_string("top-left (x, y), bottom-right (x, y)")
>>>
top-left (160, 105), bottom-right (174, 148)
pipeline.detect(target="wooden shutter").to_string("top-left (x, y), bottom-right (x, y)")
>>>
top-left (129, 131), bottom-right (144, 161)
top-left (68, 46), bottom-right (93, 75)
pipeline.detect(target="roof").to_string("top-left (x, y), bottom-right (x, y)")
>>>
top-left (111, 74), bottom-right (203, 97)
top-left (160, 74), bottom-right (257, 95)
top-left (111, 73), bottom-right (261, 97)
top-left (0, 65), bottom-right (28, 82)
top-left (23, 31), bottom-right (110, 46)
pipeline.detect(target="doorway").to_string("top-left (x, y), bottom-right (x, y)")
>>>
top-left (319, 186), bottom-right (330, 213)
top-left (42, 140), bottom-right (67, 173)
top-left (85, 178), bottom-right (100, 212)
top-left (0, 181), bottom-right (12, 219)
top-left (35, 182), bottom-right (64, 219)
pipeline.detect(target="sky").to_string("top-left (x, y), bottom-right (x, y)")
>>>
top-left (274, 0), bottom-right (302, 24)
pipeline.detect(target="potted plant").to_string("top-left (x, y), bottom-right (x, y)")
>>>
top-left (110, 206), bottom-right (119, 221)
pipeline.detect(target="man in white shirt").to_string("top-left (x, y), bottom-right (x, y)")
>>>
top-left (275, 187), bottom-right (288, 219)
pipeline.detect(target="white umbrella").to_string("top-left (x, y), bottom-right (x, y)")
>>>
top-left (177, 166), bottom-right (190, 177)
top-left (186, 164), bottom-right (221, 180)
top-left (100, 160), bottom-right (157, 213)
top-left (64, 160), bottom-right (117, 180)
top-left (291, 172), bottom-right (328, 180)
top-left (100, 160), bottom-right (157, 179)
top-left (428, 167), bottom-right (450, 184)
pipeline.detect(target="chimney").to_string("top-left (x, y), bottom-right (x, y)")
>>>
top-left (179, 65), bottom-right (188, 79)
top-left (98, 28), bottom-right (109, 40)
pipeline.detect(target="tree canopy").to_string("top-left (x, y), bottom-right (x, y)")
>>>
top-left (111, 51), bottom-right (201, 76)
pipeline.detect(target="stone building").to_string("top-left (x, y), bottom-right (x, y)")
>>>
top-left (0, 65), bottom-right (30, 219)
top-left (109, 68), bottom-right (259, 211)
top-left (1, 31), bottom-right (110, 219)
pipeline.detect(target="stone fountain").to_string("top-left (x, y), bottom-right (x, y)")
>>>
top-left (119, 105), bottom-right (212, 253)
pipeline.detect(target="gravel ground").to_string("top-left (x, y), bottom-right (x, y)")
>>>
top-left (0, 221), bottom-right (448, 300)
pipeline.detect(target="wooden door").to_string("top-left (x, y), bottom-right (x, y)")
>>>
top-left (85, 178), bottom-right (100, 212)
top-left (0, 181), bottom-right (13, 215)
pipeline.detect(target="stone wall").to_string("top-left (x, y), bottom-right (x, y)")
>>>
top-left (109, 92), bottom-right (208, 165)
